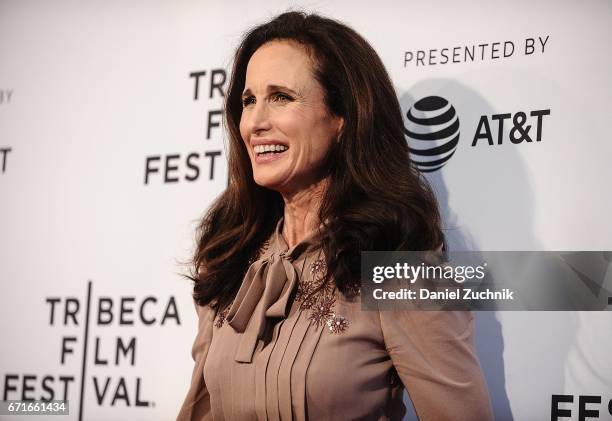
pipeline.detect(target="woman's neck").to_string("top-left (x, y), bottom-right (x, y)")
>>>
top-left (280, 177), bottom-right (328, 248)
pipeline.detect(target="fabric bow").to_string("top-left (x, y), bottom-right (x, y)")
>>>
top-left (226, 253), bottom-right (299, 363)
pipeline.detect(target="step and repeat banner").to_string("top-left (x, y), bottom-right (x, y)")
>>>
top-left (1, 0), bottom-right (611, 420)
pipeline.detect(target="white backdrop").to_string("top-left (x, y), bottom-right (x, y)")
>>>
top-left (1, 1), bottom-right (611, 420)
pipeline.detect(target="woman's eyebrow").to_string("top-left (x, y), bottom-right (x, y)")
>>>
top-left (241, 85), bottom-right (299, 97)
top-left (267, 84), bottom-right (298, 95)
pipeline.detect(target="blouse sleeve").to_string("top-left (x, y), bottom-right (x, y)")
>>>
top-left (176, 299), bottom-right (215, 421)
top-left (379, 309), bottom-right (493, 421)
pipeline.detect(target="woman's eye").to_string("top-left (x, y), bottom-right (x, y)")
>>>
top-left (271, 92), bottom-right (292, 102)
top-left (242, 96), bottom-right (255, 107)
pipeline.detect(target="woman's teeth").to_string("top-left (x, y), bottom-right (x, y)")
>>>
top-left (254, 144), bottom-right (289, 155)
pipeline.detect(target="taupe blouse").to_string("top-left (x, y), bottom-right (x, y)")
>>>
top-left (177, 219), bottom-right (493, 420)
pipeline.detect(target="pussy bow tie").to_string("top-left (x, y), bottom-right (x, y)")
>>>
top-left (226, 253), bottom-right (299, 363)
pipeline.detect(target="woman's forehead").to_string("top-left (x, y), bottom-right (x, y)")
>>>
top-left (244, 40), bottom-right (316, 90)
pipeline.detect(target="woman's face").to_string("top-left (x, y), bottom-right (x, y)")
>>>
top-left (239, 40), bottom-right (343, 195)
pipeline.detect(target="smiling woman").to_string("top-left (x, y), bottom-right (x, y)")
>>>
top-left (177, 11), bottom-right (493, 421)
top-left (239, 40), bottom-right (343, 196)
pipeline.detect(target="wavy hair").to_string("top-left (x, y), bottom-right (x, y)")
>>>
top-left (190, 11), bottom-right (444, 309)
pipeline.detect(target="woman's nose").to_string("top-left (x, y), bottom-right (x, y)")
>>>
top-left (247, 102), bottom-right (272, 135)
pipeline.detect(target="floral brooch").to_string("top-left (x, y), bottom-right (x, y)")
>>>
top-left (296, 258), bottom-right (349, 334)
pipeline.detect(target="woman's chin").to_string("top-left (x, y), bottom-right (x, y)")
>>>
top-left (253, 174), bottom-right (286, 191)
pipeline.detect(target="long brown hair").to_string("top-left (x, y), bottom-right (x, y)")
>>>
top-left (190, 11), bottom-right (444, 310)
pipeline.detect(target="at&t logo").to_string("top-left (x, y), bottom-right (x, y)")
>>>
top-left (404, 95), bottom-right (551, 172)
top-left (404, 96), bottom-right (459, 173)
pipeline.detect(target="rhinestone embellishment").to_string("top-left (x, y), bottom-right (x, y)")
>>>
top-left (306, 295), bottom-right (335, 328)
top-left (214, 303), bottom-right (231, 328)
top-left (326, 314), bottom-right (349, 334)
top-left (295, 258), bottom-right (349, 333)
top-left (310, 259), bottom-right (326, 278)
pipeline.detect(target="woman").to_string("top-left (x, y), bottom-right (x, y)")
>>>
top-left (178, 11), bottom-right (493, 421)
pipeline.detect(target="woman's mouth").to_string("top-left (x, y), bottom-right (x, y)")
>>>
top-left (253, 144), bottom-right (289, 163)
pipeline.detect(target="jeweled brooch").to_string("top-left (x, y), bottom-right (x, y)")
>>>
top-left (295, 257), bottom-right (349, 334)
top-left (326, 314), bottom-right (349, 334)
